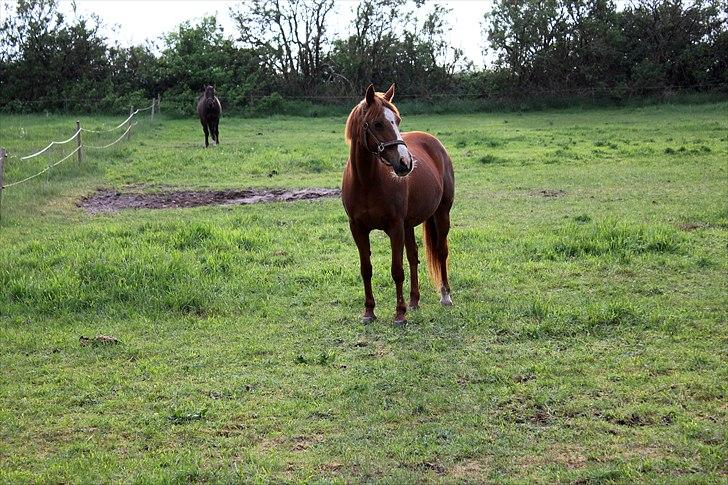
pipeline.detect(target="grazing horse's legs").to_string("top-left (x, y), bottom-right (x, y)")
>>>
top-left (387, 223), bottom-right (407, 324)
top-left (350, 223), bottom-right (376, 323)
top-left (434, 207), bottom-right (452, 306)
top-left (202, 122), bottom-right (210, 148)
top-left (213, 120), bottom-right (220, 145)
top-left (404, 226), bottom-right (420, 310)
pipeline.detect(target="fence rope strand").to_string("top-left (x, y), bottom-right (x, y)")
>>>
top-left (3, 146), bottom-right (81, 189)
top-left (84, 122), bottom-right (136, 149)
top-left (79, 102), bottom-right (153, 133)
top-left (20, 128), bottom-right (81, 160)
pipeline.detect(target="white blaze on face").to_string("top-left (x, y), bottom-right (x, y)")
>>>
top-left (384, 107), bottom-right (411, 164)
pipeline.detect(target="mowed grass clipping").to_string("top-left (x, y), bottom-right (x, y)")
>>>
top-left (0, 102), bottom-right (727, 483)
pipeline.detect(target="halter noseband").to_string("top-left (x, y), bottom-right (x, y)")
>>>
top-left (362, 120), bottom-right (407, 166)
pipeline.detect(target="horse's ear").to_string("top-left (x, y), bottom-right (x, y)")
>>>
top-left (365, 84), bottom-right (375, 107)
top-left (384, 83), bottom-right (395, 102)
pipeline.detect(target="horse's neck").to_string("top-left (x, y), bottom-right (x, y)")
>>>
top-left (349, 144), bottom-right (380, 185)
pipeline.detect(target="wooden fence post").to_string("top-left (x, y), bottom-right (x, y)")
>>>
top-left (0, 147), bottom-right (5, 222)
top-left (151, 98), bottom-right (155, 122)
top-left (157, 93), bottom-right (161, 115)
top-left (127, 105), bottom-right (133, 141)
top-left (76, 120), bottom-right (82, 164)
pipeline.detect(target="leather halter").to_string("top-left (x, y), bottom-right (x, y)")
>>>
top-left (362, 120), bottom-right (407, 166)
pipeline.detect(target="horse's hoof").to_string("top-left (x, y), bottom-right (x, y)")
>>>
top-left (440, 292), bottom-right (453, 306)
top-left (393, 319), bottom-right (407, 327)
top-left (362, 315), bottom-right (376, 324)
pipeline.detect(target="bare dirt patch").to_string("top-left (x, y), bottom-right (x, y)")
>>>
top-left (450, 458), bottom-right (490, 479)
top-left (78, 187), bottom-right (341, 213)
top-left (514, 444), bottom-right (588, 471)
top-left (532, 188), bottom-right (566, 198)
top-left (403, 461), bottom-right (446, 475)
top-left (291, 434), bottom-right (324, 452)
top-left (79, 335), bottom-right (120, 346)
top-left (678, 221), bottom-right (709, 231)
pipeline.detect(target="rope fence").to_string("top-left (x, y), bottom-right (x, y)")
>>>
top-left (0, 99), bottom-right (159, 220)
top-left (84, 123), bottom-right (136, 149)
top-left (2, 146), bottom-right (82, 189)
top-left (19, 128), bottom-right (82, 160)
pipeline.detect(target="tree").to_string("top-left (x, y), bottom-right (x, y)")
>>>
top-left (329, 0), bottom-right (466, 97)
top-left (620, 0), bottom-right (726, 90)
top-left (107, 44), bottom-right (159, 97)
top-left (483, 0), bottom-right (728, 95)
top-left (485, 0), bottom-right (570, 90)
top-left (562, 0), bottom-right (622, 88)
top-left (156, 15), bottom-right (265, 113)
top-left (0, 0), bottom-right (113, 109)
top-left (230, 0), bottom-right (335, 93)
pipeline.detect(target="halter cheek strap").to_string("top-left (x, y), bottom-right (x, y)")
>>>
top-left (362, 121), bottom-right (407, 166)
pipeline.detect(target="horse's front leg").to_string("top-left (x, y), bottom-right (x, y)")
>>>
top-left (388, 223), bottom-right (407, 325)
top-left (350, 223), bottom-right (376, 323)
top-left (202, 122), bottom-right (210, 148)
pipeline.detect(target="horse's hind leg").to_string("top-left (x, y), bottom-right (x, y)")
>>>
top-left (405, 226), bottom-right (420, 310)
top-left (202, 122), bottom-right (209, 148)
top-left (433, 207), bottom-right (452, 306)
top-left (214, 120), bottom-right (220, 145)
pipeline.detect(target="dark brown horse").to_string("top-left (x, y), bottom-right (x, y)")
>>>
top-left (342, 84), bottom-right (455, 325)
top-left (196, 85), bottom-right (221, 147)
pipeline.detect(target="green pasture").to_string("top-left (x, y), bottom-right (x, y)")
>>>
top-left (0, 103), bottom-right (726, 483)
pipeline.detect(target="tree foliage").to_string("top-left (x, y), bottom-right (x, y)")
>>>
top-left (0, 0), bottom-right (725, 114)
top-left (231, 0), bottom-right (335, 93)
top-left (329, 0), bottom-right (468, 97)
top-left (485, 0), bottom-right (727, 95)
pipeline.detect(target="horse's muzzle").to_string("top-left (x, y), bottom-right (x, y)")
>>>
top-left (393, 151), bottom-right (413, 177)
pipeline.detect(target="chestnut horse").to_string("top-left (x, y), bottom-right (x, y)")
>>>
top-left (342, 84), bottom-right (454, 324)
top-left (196, 85), bottom-right (221, 147)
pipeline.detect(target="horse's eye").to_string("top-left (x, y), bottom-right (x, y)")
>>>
top-left (373, 121), bottom-right (384, 130)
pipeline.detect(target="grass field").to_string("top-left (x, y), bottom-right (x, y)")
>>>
top-left (1, 102), bottom-right (727, 483)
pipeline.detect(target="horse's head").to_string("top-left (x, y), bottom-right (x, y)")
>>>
top-left (346, 83), bottom-right (413, 177)
top-left (203, 84), bottom-right (217, 109)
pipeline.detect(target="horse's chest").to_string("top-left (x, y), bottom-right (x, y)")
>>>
top-left (342, 189), bottom-right (402, 229)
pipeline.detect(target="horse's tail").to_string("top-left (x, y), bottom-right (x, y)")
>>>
top-left (422, 216), bottom-right (447, 291)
